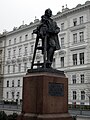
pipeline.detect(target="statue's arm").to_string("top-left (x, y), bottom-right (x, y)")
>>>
top-left (54, 22), bottom-right (60, 34)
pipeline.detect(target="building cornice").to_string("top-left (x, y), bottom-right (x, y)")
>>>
top-left (52, 1), bottom-right (90, 21)
top-left (6, 21), bottom-right (40, 36)
top-left (1, 1), bottom-right (90, 36)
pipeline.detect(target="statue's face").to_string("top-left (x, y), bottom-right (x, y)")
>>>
top-left (45, 9), bottom-right (52, 17)
top-left (47, 9), bottom-right (52, 17)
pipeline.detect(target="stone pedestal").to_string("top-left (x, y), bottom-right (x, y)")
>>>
top-left (17, 69), bottom-right (73, 120)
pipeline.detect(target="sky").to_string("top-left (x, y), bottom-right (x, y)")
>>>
top-left (0, 0), bottom-right (89, 33)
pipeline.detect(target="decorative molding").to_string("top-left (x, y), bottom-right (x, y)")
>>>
top-left (59, 50), bottom-right (66, 55)
top-left (59, 32), bottom-right (66, 37)
top-left (70, 24), bottom-right (85, 32)
top-left (24, 43), bottom-right (28, 46)
top-left (55, 50), bottom-right (66, 56)
top-left (70, 44), bottom-right (87, 51)
top-left (13, 46), bottom-right (17, 49)
top-left (53, 2), bottom-right (90, 21)
top-left (18, 45), bottom-right (22, 48)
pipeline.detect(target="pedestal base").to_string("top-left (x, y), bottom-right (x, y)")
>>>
top-left (17, 113), bottom-right (73, 120)
top-left (17, 69), bottom-right (73, 120)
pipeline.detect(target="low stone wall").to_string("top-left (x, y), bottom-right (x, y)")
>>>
top-left (77, 115), bottom-right (90, 120)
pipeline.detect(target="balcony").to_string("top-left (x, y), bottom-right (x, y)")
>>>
top-left (23, 56), bottom-right (28, 62)
top-left (17, 57), bottom-right (22, 63)
top-left (11, 58), bottom-right (16, 64)
top-left (70, 43), bottom-right (87, 51)
top-left (70, 24), bottom-right (85, 32)
top-left (6, 59), bottom-right (11, 65)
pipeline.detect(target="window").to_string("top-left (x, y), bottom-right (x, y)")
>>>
top-left (14, 38), bottom-right (16, 44)
top-left (13, 65), bottom-right (15, 73)
top-left (19, 36), bottom-right (22, 42)
top-left (12, 92), bottom-right (14, 100)
top-left (18, 64), bottom-right (21, 72)
top-left (19, 48), bottom-right (21, 56)
top-left (24, 63), bottom-right (27, 72)
top-left (79, 32), bottom-right (84, 42)
top-left (7, 65), bottom-right (10, 73)
top-left (61, 57), bottom-right (64, 67)
top-left (8, 50), bottom-right (11, 58)
top-left (12, 80), bottom-right (14, 87)
top-left (80, 102), bottom-right (85, 105)
top-left (79, 53), bottom-right (84, 64)
top-left (61, 37), bottom-right (64, 48)
top-left (31, 45), bottom-right (34, 53)
top-left (73, 33), bottom-right (77, 43)
top-left (73, 91), bottom-right (77, 100)
top-left (25, 46), bottom-right (27, 55)
top-left (6, 92), bottom-right (9, 99)
top-left (80, 16), bottom-right (83, 24)
top-left (13, 49), bottom-right (16, 58)
top-left (7, 81), bottom-right (9, 87)
top-left (81, 91), bottom-right (85, 100)
top-left (73, 54), bottom-right (77, 65)
top-left (17, 92), bottom-right (20, 99)
top-left (25, 34), bottom-right (28, 40)
top-left (80, 74), bottom-right (84, 83)
top-left (73, 18), bottom-right (77, 26)
top-left (9, 40), bottom-right (11, 45)
top-left (18, 80), bottom-right (20, 87)
top-left (72, 75), bottom-right (76, 84)
top-left (61, 23), bottom-right (64, 31)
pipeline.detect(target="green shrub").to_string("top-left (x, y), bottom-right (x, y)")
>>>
top-left (7, 113), bottom-right (18, 120)
top-left (0, 111), bottom-right (7, 120)
top-left (0, 111), bottom-right (18, 120)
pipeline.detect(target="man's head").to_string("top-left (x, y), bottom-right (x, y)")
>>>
top-left (45, 8), bottom-right (52, 17)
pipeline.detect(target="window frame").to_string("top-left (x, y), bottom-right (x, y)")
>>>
top-left (73, 54), bottom-right (77, 65)
top-left (61, 57), bottom-right (64, 67)
top-left (73, 33), bottom-right (77, 43)
top-left (73, 91), bottom-right (77, 100)
top-left (79, 52), bottom-right (84, 64)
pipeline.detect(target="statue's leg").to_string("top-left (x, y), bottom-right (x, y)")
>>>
top-left (47, 47), bottom-right (55, 68)
top-left (50, 49), bottom-right (55, 63)
top-left (46, 38), bottom-right (56, 68)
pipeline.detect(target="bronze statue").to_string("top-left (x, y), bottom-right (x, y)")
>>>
top-left (31, 8), bottom-right (60, 69)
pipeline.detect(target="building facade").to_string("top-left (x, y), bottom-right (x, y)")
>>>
top-left (0, 34), bottom-right (6, 101)
top-left (1, 1), bottom-right (90, 105)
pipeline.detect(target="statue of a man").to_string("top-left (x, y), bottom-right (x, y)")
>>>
top-left (33, 8), bottom-right (60, 68)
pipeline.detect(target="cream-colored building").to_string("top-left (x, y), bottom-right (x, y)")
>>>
top-left (0, 34), bottom-right (6, 101)
top-left (1, 1), bottom-right (90, 105)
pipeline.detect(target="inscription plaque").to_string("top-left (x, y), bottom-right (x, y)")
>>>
top-left (48, 82), bottom-right (64, 96)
